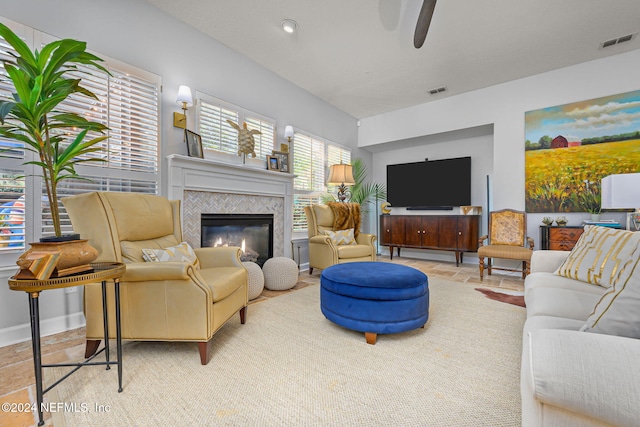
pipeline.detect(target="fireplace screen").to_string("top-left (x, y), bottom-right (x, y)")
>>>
top-left (201, 214), bottom-right (274, 267)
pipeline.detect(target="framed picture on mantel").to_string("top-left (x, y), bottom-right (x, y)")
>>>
top-left (272, 151), bottom-right (289, 173)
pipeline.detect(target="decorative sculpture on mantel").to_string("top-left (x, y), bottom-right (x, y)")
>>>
top-left (226, 119), bottom-right (261, 163)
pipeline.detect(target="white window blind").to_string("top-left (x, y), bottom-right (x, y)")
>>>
top-left (0, 18), bottom-right (160, 259)
top-left (196, 92), bottom-right (275, 158)
top-left (292, 131), bottom-right (351, 231)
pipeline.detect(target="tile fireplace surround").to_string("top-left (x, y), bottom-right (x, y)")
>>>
top-left (167, 154), bottom-right (295, 258)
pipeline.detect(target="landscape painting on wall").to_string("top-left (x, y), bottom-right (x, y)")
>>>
top-left (525, 90), bottom-right (640, 213)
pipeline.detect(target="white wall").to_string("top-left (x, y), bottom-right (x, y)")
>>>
top-left (361, 49), bottom-right (640, 257)
top-left (0, 0), bottom-right (361, 346)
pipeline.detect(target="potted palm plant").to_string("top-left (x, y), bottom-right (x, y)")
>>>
top-left (0, 23), bottom-right (108, 275)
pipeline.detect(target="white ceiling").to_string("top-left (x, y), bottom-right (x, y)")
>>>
top-left (145, 0), bottom-right (640, 119)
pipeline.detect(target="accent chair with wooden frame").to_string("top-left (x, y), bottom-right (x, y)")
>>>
top-left (478, 208), bottom-right (534, 280)
top-left (62, 192), bottom-right (248, 365)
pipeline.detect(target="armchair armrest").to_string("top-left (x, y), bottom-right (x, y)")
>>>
top-left (356, 233), bottom-right (376, 246)
top-left (527, 237), bottom-right (535, 250)
top-left (309, 235), bottom-right (332, 245)
top-left (122, 262), bottom-right (192, 281)
top-left (194, 246), bottom-right (243, 269)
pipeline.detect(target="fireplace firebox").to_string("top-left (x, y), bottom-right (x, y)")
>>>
top-left (201, 214), bottom-right (274, 267)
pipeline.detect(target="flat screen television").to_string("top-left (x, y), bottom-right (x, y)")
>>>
top-left (386, 157), bottom-right (471, 208)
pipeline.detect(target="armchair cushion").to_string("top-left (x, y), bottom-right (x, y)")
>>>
top-left (337, 244), bottom-right (373, 258)
top-left (325, 229), bottom-right (357, 245)
top-left (477, 244), bottom-right (533, 261)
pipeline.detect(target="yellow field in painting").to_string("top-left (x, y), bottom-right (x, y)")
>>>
top-left (525, 139), bottom-right (640, 212)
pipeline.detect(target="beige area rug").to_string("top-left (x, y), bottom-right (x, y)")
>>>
top-left (47, 278), bottom-right (525, 426)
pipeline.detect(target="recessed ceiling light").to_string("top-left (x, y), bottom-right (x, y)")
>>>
top-left (281, 19), bottom-right (298, 34)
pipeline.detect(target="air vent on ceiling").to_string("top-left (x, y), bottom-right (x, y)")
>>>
top-left (601, 33), bottom-right (636, 49)
top-left (429, 86), bottom-right (447, 95)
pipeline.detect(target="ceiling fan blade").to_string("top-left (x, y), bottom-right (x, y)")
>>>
top-left (414, 0), bottom-right (437, 49)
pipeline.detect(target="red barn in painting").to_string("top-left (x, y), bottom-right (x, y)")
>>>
top-left (551, 135), bottom-right (568, 148)
top-left (551, 135), bottom-right (581, 148)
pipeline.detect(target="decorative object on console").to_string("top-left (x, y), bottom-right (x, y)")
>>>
top-left (327, 164), bottom-right (355, 202)
top-left (227, 120), bottom-right (261, 163)
top-left (381, 202), bottom-right (392, 215)
top-left (541, 217), bottom-right (553, 225)
top-left (555, 216), bottom-right (568, 226)
top-left (601, 172), bottom-right (640, 230)
top-left (173, 85), bottom-right (193, 129)
top-left (460, 206), bottom-right (482, 215)
top-left (185, 130), bottom-right (203, 158)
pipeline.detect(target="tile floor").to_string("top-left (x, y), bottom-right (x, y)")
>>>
top-left (0, 256), bottom-right (524, 427)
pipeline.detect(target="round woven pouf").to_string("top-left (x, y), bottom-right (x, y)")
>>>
top-left (263, 257), bottom-right (298, 291)
top-left (242, 261), bottom-right (264, 300)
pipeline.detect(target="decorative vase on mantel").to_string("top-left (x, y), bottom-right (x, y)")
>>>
top-left (590, 213), bottom-right (601, 222)
top-left (16, 235), bottom-right (98, 279)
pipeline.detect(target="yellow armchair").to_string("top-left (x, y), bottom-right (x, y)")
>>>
top-left (478, 208), bottom-right (534, 280)
top-left (62, 192), bottom-right (248, 365)
top-left (304, 203), bottom-right (376, 274)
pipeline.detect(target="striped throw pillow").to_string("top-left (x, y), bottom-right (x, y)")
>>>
top-left (581, 240), bottom-right (640, 338)
top-left (325, 229), bottom-right (357, 246)
top-left (142, 241), bottom-right (200, 268)
top-left (555, 225), bottom-right (640, 288)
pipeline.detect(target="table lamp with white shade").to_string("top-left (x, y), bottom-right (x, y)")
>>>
top-left (601, 172), bottom-right (640, 230)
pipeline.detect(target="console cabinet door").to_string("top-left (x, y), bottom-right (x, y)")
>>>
top-left (404, 216), bottom-right (422, 247)
top-left (420, 217), bottom-right (439, 247)
top-left (380, 215), bottom-right (406, 247)
top-left (380, 215), bottom-right (392, 246)
top-left (437, 217), bottom-right (458, 250)
top-left (457, 216), bottom-right (480, 251)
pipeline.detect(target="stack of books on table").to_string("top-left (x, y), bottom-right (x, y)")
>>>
top-left (582, 219), bottom-right (622, 228)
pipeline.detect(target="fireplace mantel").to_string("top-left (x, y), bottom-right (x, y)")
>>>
top-left (167, 154), bottom-right (295, 257)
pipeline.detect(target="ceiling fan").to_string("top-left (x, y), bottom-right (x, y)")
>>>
top-left (413, 0), bottom-right (437, 48)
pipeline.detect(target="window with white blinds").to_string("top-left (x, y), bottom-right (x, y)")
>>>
top-left (196, 92), bottom-right (275, 159)
top-left (292, 131), bottom-right (351, 231)
top-left (0, 18), bottom-right (160, 259)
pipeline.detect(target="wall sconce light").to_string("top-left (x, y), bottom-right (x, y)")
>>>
top-left (284, 125), bottom-right (294, 142)
top-left (328, 164), bottom-right (355, 202)
top-left (173, 85), bottom-right (193, 129)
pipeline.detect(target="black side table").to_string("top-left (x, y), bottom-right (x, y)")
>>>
top-left (8, 262), bottom-right (126, 426)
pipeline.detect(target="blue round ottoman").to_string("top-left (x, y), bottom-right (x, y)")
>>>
top-left (320, 262), bottom-right (429, 344)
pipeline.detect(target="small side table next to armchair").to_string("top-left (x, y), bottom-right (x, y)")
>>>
top-left (8, 262), bottom-right (126, 426)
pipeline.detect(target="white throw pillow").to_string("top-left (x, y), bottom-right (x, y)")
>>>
top-left (555, 225), bottom-right (640, 288)
top-left (581, 241), bottom-right (640, 338)
top-left (324, 229), bottom-right (357, 245)
top-left (142, 242), bottom-right (199, 268)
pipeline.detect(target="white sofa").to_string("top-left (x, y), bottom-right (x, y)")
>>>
top-left (521, 249), bottom-right (640, 427)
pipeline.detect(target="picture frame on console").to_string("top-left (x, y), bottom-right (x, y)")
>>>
top-left (185, 130), bottom-right (203, 158)
top-left (267, 155), bottom-right (280, 171)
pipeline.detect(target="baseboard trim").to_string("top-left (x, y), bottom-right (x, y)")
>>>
top-left (0, 312), bottom-right (85, 348)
